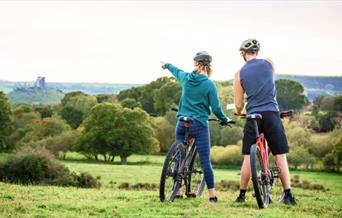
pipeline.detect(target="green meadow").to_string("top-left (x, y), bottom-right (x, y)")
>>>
top-left (0, 154), bottom-right (341, 218)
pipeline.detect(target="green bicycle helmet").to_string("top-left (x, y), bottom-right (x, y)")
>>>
top-left (194, 51), bottom-right (212, 66)
top-left (239, 39), bottom-right (260, 52)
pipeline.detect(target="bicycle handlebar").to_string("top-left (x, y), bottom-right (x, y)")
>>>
top-left (234, 110), bottom-right (294, 119)
top-left (172, 108), bottom-right (235, 126)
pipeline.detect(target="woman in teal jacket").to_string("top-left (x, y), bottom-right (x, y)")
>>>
top-left (162, 51), bottom-right (231, 203)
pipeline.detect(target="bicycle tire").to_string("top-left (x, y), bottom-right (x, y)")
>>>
top-left (250, 144), bottom-right (270, 208)
top-left (186, 147), bottom-right (205, 197)
top-left (159, 141), bottom-right (183, 202)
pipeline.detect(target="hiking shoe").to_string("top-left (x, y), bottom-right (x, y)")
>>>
top-left (235, 195), bottom-right (245, 203)
top-left (186, 192), bottom-right (197, 198)
top-left (280, 193), bottom-right (297, 205)
top-left (209, 196), bottom-right (218, 203)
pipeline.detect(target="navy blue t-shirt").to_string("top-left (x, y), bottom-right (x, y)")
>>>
top-left (240, 59), bottom-right (279, 114)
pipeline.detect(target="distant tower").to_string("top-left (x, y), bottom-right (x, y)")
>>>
top-left (35, 77), bottom-right (46, 89)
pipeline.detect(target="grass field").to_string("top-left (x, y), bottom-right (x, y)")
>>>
top-left (0, 154), bottom-right (341, 218)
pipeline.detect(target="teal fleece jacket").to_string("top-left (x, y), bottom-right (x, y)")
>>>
top-left (165, 63), bottom-right (228, 127)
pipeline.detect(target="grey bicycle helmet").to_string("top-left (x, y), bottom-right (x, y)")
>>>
top-left (239, 39), bottom-right (260, 52)
top-left (194, 51), bottom-right (212, 66)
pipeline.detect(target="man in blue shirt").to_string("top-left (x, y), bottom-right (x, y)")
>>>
top-left (234, 39), bottom-right (296, 205)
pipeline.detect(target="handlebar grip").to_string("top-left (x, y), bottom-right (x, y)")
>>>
top-left (171, 108), bottom-right (178, 112)
top-left (208, 118), bottom-right (219, 121)
top-left (234, 113), bottom-right (246, 117)
top-left (228, 120), bottom-right (236, 124)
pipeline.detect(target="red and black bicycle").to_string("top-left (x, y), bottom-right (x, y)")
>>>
top-left (238, 110), bottom-right (292, 208)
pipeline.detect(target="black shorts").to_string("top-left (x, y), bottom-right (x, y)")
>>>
top-left (242, 111), bottom-right (289, 155)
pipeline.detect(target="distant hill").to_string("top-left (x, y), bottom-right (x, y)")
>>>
top-left (1, 75), bottom-right (341, 104)
top-left (0, 81), bottom-right (141, 95)
top-left (275, 75), bottom-right (342, 101)
top-left (1, 79), bottom-right (141, 106)
top-left (7, 87), bottom-right (64, 106)
top-left (47, 82), bottom-right (142, 95)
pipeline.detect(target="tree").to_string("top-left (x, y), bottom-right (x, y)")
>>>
top-left (318, 112), bottom-right (337, 132)
top-left (312, 95), bottom-right (342, 132)
top-left (120, 98), bottom-right (142, 109)
top-left (275, 79), bottom-right (309, 110)
top-left (59, 91), bottom-right (97, 129)
top-left (34, 105), bottom-right (54, 119)
top-left (0, 92), bottom-right (12, 150)
top-left (59, 106), bottom-right (84, 129)
top-left (114, 107), bottom-right (159, 164)
top-left (76, 103), bottom-right (158, 164)
top-left (117, 77), bottom-right (181, 116)
top-left (7, 104), bottom-right (41, 149)
top-left (153, 117), bottom-right (174, 153)
top-left (96, 94), bottom-right (117, 103)
top-left (18, 116), bottom-right (71, 146)
top-left (153, 81), bottom-right (181, 115)
top-left (332, 137), bottom-right (342, 171)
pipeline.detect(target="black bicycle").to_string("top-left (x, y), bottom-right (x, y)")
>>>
top-left (159, 111), bottom-right (234, 202)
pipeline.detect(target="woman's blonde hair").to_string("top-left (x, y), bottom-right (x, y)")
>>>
top-left (194, 61), bottom-right (212, 77)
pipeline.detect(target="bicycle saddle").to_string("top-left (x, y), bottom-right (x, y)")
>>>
top-left (246, 113), bottom-right (262, 120)
top-left (178, 116), bottom-right (194, 122)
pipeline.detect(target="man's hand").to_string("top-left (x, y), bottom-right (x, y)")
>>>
top-left (161, 61), bottom-right (166, 70)
top-left (220, 118), bottom-right (235, 126)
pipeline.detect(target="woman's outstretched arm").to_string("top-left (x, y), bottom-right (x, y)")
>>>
top-left (161, 62), bottom-right (187, 82)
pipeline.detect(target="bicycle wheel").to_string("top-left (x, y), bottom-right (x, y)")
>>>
top-left (160, 142), bottom-right (183, 202)
top-left (185, 147), bottom-right (205, 197)
top-left (250, 144), bottom-right (270, 208)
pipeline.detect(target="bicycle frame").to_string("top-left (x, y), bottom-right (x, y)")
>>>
top-left (256, 133), bottom-right (269, 178)
top-left (176, 120), bottom-right (196, 177)
top-left (251, 118), bottom-right (270, 180)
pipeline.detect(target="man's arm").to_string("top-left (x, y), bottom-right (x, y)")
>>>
top-left (265, 58), bottom-right (275, 73)
top-left (234, 70), bottom-right (244, 115)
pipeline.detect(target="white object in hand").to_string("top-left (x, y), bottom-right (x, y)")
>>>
top-left (226, 104), bottom-right (235, 110)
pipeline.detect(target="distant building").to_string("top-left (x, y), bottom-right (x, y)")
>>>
top-left (35, 77), bottom-right (46, 89)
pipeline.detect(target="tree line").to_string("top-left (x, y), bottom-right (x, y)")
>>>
top-left (0, 77), bottom-right (341, 170)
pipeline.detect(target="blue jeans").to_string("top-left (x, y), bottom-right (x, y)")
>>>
top-left (175, 119), bottom-right (214, 189)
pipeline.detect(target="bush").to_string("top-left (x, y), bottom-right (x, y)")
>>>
top-left (287, 145), bottom-right (316, 169)
top-left (0, 147), bottom-right (100, 188)
top-left (211, 145), bottom-right (243, 166)
top-left (74, 172), bottom-right (101, 188)
top-left (322, 153), bottom-right (337, 171)
top-left (219, 127), bottom-right (243, 146)
top-left (0, 147), bottom-right (67, 184)
top-left (309, 129), bottom-right (342, 158)
top-left (286, 126), bottom-right (311, 148)
top-left (21, 130), bottom-right (79, 159)
top-left (117, 182), bottom-right (158, 190)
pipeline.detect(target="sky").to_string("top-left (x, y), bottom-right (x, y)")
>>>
top-left (0, 1), bottom-right (342, 84)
